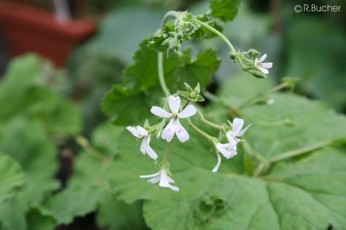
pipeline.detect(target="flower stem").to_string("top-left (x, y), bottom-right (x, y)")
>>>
top-left (197, 110), bottom-right (223, 130)
top-left (192, 18), bottom-right (236, 52)
top-left (188, 119), bottom-right (214, 142)
top-left (163, 141), bottom-right (174, 164)
top-left (158, 52), bottom-right (170, 97)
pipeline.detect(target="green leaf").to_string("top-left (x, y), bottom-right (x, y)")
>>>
top-left (285, 18), bottom-right (346, 111)
top-left (241, 93), bottom-right (346, 160)
top-left (96, 194), bottom-right (147, 230)
top-left (0, 154), bottom-right (24, 204)
top-left (46, 152), bottom-right (110, 224)
top-left (26, 208), bottom-right (56, 230)
top-left (91, 123), bottom-right (125, 156)
top-left (107, 86), bottom-right (346, 229)
top-left (143, 147), bottom-right (346, 229)
top-left (102, 40), bottom-right (220, 125)
top-left (210, 0), bottom-right (241, 22)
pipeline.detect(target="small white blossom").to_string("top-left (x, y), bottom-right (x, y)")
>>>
top-left (140, 168), bottom-right (179, 192)
top-left (254, 54), bottom-right (273, 74)
top-left (127, 126), bottom-right (158, 160)
top-left (226, 118), bottom-right (251, 142)
top-left (212, 118), bottom-right (250, 172)
top-left (151, 96), bottom-right (197, 142)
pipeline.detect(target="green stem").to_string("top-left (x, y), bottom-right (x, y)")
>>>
top-left (158, 52), bottom-right (170, 97)
top-left (268, 141), bottom-right (332, 164)
top-left (192, 18), bottom-right (236, 52)
top-left (197, 110), bottom-right (223, 130)
top-left (188, 119), bottom-right (214, 142)
top-left (163, 141), bottom-right (174, 165)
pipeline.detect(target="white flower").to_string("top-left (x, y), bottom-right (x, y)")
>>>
top-left (126, 126), bottom-right (158, 160)
top-left (151, 96), bottom-right (197, 142)
top-left (254, 54), bottom-right (273, 74)
top-left (140, 168), bottom-right (179, 192)
top-left (226, 118), bottom-right (251, 142)
top-left (212, 118), bottom-right (250, 172)
top-left (212, 138), bottom-right (239, 172)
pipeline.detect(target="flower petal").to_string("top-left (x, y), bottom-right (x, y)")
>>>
top-left (168, 185), bottom-right (180, 192)
top-left (136, 126), bottom-right (148, 136)
top-left (259, 53), bottom-right (267, 62)
top-left (216, 143), bottom-right (237, 159)
top-left (140, 139), bottom-right (147, 154)
top-left (151, 106), bottom-right (172, 118)
top-left (161, 119), bottom-right (175, 142)
top-left (168, 96), bottom-right (180, 114)
top-left (139, 172), bottom-right (160, 179)
top-left (175, 119), bottom-right (189, 142)
top-left (178, 105), bottom-right (197, 118)
top-left (212, 152), bottom-right (222, 173)
top-left (258, 66), bottom-right (269, 74)
top-left (145, 144), bottom-right (158, 160)
top-left (236, 124), bottom-right (251, 137)
top-left (261, 62), bottom-right (273, 69)
top-left (232, 118), bottom-right (244, 134)
top-left (148, 176), bottom-right (160, 184)
top-left (126, 126), bottom-right (140, 138)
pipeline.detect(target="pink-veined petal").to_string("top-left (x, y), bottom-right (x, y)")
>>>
top-left (175, 119), bottom-right (189, 142)
top-left (261, 62), bottom-right (272, 69)
top-left (151, 106), bottom-right (172, 118)
top-left (168, 96), bottom-right (180, 114)
top-left (212, 152), bottom-right (222, 173)
top-left (136, 126), bottom-right (148, 136)
top-left (259, 53), bottom-right (267, 62)
top-left (178, 105), bottom-right (197, 118)
top-left (126, 126), bottom-right (141, 138)
top-left (161, 119), bottom-right (175, 142)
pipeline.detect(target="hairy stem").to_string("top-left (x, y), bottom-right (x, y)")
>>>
top-left (192, 18), bottom-right (236, 52)
top-left (158, 52), bottom-right (170, 97)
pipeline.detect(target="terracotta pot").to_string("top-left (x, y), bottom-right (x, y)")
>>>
top-left (0, 2), bottom-right (96, 67)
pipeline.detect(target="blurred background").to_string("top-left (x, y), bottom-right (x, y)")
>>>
top-left (0, 0), bottom-right (345, 229)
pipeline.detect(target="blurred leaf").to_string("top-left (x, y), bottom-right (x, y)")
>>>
top-left (91, 123), bottom-right (125, 156)
top-left (210, 0), bottom-right (241, 22)
top-left (285, 18), bottom-right (346, 110)
top-left (46, 152), bottom-right (110, 225)
top-left (96, 194), bottom-right (147, 230)
top-left (26, 208), bottom-right (56, 230)
top-left (241, 93), bottom-right (346, 159)
top-left (0, 154), bottom-right (24, 204)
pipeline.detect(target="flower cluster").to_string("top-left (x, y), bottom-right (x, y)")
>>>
top-left (127, 91), bottom-right (252, 192)
top-left (127, 95), bottom-right (197, 191)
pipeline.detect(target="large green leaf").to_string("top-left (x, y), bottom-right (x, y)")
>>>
top-left (107, 88), bottom-right (346, 229)
top-left (143, 147), bottom-right (346, 230)
top-left (0, 154), bottom-right (24, 204)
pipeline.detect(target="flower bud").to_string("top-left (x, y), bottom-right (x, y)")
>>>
top-left (247, 49), bottom-right (260, 59)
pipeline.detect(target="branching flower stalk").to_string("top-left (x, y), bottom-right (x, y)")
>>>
top-left (127, 9), bottom-right (274, 191)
